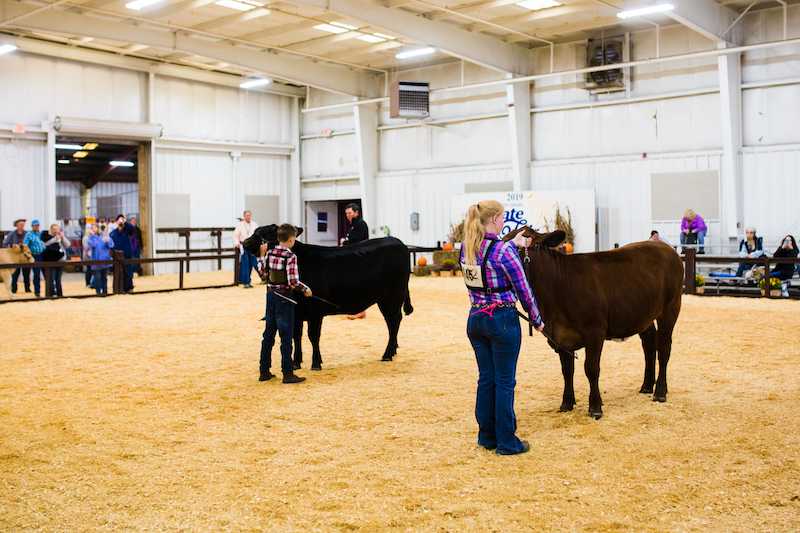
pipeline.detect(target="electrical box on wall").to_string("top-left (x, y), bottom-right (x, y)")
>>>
top-left (410, 212), bottom-right (420, 231)
top-left (390, 82), bottom-right (430, 119)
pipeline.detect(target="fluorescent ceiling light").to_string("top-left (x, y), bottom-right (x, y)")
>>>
top-left (73, 151), bottom-right (89, 159)
top-left (58, 159), bottom-right (70, 164)
top-left (314, 21), bottom-right (357, 34)
top-left (83, 142), bottom-right (99, 150)
top-left (240, 77), bottom-right (272, 89)
top-left (55, 143), bottom-right (83, 150)
top-left (395, 47), bottom-right (436, 60)
top-left (125, 0), bottom-right (163, 10)
top-left (617, 3), bottom-right (674, 19)
top-left (517, 0), bottom-right (562, 11)
top-left (110, 161), bottom-right (135, 167)
top-left (357, 34), bottom-right (386, 43)
top-left (215, 0), bottom-right (264, 11)
top-left (0, 44), bottom-right (18, 56)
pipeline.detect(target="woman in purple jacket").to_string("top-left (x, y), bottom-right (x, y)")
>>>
top-left (680, 209), bottom-right (707, 254)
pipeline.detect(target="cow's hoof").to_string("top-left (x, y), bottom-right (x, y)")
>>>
top-left (381, 355), bottom-right (394, 362)
top-left (310, 365), bottom-right (322, 371)
top-left (639, 385), bottom-right (654, 394)
top-left (588, 409), bottom-right (603, 420)
top-left (559, 403), bottom-right (574, 412)
top-left (652, 394), bottom-right (667, 403)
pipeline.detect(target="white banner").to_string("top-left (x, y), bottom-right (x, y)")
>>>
top-left (451, 190), bottom-right (596, 252)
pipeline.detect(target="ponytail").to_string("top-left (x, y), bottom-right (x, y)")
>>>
top-left (462, 200), bottom-right (504, 265)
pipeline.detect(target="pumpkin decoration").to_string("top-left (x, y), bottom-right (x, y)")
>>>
top-left (564, 242), bottom-right (574, 254)
top-left (417, 256), bottom-right (428, 267)
top-left (442, 242), bottom-right (454, 252)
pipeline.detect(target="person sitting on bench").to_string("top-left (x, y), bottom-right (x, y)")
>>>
top-left (770, 235), bottom-right (798, 281)
top-left (736, 227), bottom-right (765, 278)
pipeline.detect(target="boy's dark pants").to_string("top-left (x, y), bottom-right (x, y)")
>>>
top-left (260, 291), bottom-right (295, 376)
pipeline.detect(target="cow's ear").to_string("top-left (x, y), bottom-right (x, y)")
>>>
top-left (295, 226), bottom-right (304, 238)
top-left (542, 230), bottom-right (566, 248)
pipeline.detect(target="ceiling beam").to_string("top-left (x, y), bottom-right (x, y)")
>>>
top-left (191, 7), bottom-right (271, 31)
top-left (489, 3), bottom-right (593, 27)
top-left (236, 20), bottom-right (317, 41)
top-left (288, 0), bottom-right (534, 74)
top-left (2, 2), bottom-right (380, 95)
top-left (12, 36), bottom-right (306, 96)
top-left (660, 0), bottom-right (742, 44)
top-left (137, 0), bottom-right (217, 19)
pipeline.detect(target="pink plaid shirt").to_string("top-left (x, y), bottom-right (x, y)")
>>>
top-left (266, 245), bottom-right (308, 292)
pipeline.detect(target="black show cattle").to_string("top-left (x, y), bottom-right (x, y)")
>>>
top-left (504, 227), bottom-right (683, 419)
top-left (244, 225), bottom-right (413, 370)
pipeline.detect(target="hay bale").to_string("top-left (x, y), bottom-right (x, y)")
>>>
top-left (433, 250), bottom-right (459, 265)
top-left (413, 265), bottom-right (431, 277)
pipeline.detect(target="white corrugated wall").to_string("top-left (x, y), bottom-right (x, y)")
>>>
top-left (91, 182), bottom-right (139, 218)
top-left (0, 139), bottom-right (48, 228)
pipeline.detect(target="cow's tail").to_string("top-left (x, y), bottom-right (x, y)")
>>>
top-left (403, 286), bottom-right (414, 316)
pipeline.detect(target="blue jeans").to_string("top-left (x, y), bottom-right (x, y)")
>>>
top-left (45, 267), bottom-right (63, 298)
top-left (10, 266), bottom-right (30, 293)
top-left (93, 268), bottom-right (109, 295)
top-left (239, 250), bottom-right (257, 285)
top-left (680, 230), bottom-right (706, 253)
top-left (467, 306), bottom-right (525, 454)
top-left (32, 253), bottom-right (43, 296)
top-left (260, 291), bottom-right (296, 375)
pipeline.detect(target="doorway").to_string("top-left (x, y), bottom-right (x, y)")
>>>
top-left (54, 137), bottom-right (151, 271)
top-left (304, 198), bottom-right (360, 246)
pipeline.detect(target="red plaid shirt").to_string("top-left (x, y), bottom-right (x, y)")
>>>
top-left (267, 245), bottom-right (308, 292)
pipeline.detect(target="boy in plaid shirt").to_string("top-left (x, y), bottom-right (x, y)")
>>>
top-left (259, 224), bottom-right (312, 384)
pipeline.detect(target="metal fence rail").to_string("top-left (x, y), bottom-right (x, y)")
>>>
top-left (681, 248), bottom-right (800, 299)
top-left (0, 251), bottom-right (240, 304)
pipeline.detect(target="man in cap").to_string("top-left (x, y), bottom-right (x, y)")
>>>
top-left (2, 218), bottom-right (32, 294)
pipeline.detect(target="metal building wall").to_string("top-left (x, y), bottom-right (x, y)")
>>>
top-left (0, 139), bottom-right (48, 228)
top-left (301, 6), bottom-right (800, 250)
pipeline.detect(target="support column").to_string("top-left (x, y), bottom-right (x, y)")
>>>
top-left (718, 46), bottom-right (743, 240)
top-left (354, 102), bottom-right (378, 232)
top-left (288, 96), bottom-right (303, 226)
top-left (507, 78), bottom-right (532, 192)
top-left (45, 119), bottom-right (56, 224)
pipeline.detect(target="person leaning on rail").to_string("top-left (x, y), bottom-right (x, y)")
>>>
top-left (460, 200), bottom-right (545, 456)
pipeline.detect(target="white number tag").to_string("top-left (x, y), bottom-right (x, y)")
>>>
top-left (462, 264), bottom-right (484, 289)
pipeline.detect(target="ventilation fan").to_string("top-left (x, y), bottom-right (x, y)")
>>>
top-left (585, 37), bottom-right (626, 93)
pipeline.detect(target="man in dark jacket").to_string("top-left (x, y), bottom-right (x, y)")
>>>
top-left (129, 216), bottom-right (144, 275)
top-left (341, 203), bottom-right (370, 319)
top-left (110, 214), bottom-right (135, 292)
top-left (341, 203), bottom-right (369, 246)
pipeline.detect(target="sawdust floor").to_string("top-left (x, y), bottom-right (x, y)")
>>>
top-left (1, 277), bottom-right (799, 531)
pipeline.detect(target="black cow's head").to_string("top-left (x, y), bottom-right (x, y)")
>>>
top-left (504, 226), bottom-right (566, 250)
top-left (243, 225), bottom-right (304, 256)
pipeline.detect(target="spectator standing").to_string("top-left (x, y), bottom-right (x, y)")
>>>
top-left (41, 223), bottom-right (70, 298)
top-left (23, 219), bottom-right (46, 298)
top-left (2, 218), bottom-right (31, 294)
top-left (680, 209), bottom-right (707, 254)
top-left (234, 210), bottom-right (258, 289)
top-left (110, 214), bottom-right (135, 293)
top-left (87, 224), bottom-right (114, 296)
top-left (736, 227), bottom-right (765, 278)
top-left (129, 216), bottom-right (144, 276)
top-left (340, 203), bottom-right (369, 246)
top-left (82, 226), bottom-right (93, 288)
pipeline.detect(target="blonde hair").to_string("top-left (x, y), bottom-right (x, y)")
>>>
top-left (684, 209), bottom-right (696, 221)
top-left (463, 200), bottom-right (504, 265)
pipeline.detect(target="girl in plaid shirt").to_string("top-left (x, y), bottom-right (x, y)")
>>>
top-left (259, 224), bottom-right (312, 384)
top-left (461, 200), bottom-right (544, 456)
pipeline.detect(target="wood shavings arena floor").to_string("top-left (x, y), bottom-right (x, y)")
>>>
top-left (2, 275), bottom-right (799, 531)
